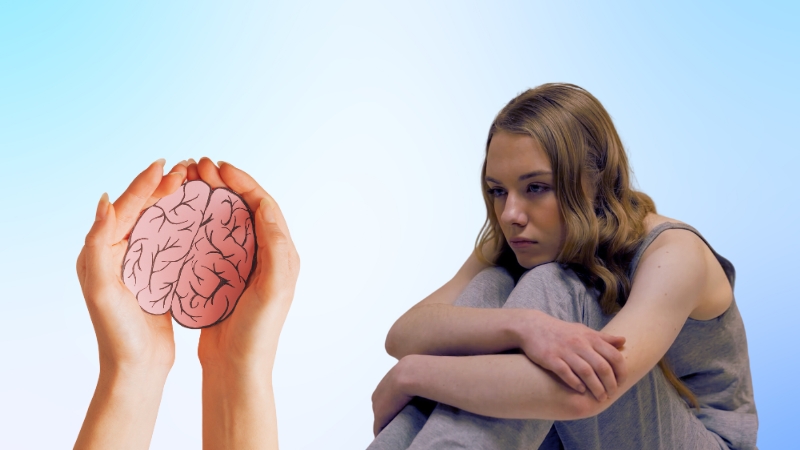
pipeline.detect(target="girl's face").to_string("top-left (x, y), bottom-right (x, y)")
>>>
top-left (485, 131), bottom-right (565, 269)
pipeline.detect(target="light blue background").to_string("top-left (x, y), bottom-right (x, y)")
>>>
top-left (1, 1), bottom-right (796, 448)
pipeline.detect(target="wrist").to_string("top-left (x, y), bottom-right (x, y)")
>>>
top-left (202, 358), bottom-right (274, 389)
top-left (197, 329), bottom-right (279, 374)
top-left (395, 354), bottom-right (426, 398)
top-left (98, 362), bottom-right (170, 390)
top-left (506, 309), bottom-right (544, 348)
top-left (199, 350), bottom-right (275, 376)
top-left (96, 343), bottom-right (175, 380)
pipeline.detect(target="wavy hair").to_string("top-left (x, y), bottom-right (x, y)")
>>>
top-left (475, 83), bottom-right (698, 408)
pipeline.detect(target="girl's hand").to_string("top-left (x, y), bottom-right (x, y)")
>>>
top-left (371, 360), bottom-right (414, 437)
top-left (191, 158), bottom-right (300, 372)
top-left (515, 310), bottom-right (627, 402)
top-left (76, 159), bottom-right (188, 373)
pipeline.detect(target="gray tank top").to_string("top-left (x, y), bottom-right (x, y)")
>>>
top-left (629, 222), bottom-right (759, 449)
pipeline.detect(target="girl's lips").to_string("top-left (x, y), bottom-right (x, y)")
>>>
top-left (509, 239), bottom-right (537, 249)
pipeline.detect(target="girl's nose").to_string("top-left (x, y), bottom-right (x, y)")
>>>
top-left (500, 193), bottom-right (527, 228)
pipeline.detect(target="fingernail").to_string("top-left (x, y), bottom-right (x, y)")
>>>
top-left (188, 158), bottom-right (197, 165)
top-left (217, 160), bottom-right (228, 167)
top-left (178, 160), bottom-right (189, 167)
top-left (261, 199), bottom-right (276, 223)
top-left (96, 193), bottom-right (109, 221)
top-left (154, 158), bottom-right (166, 167)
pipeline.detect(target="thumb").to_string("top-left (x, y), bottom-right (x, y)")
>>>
top-left (83, 193), bottom-right (118, 292)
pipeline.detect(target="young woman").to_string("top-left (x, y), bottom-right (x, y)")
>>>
top-left (73, 158), bottom-right (299, 450)
top-left (369, 84), bottom-right (758, 449)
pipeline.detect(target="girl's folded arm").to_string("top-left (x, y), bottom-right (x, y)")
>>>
top-left (384, 249), bottom-right (512, 359)
top-left (395, 231), bottom-right (709, 420)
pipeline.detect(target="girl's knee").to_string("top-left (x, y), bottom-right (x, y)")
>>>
top-left (453, 266), bottom-right (514, 308)
top-left (503, 263), bottom-right (588, 322)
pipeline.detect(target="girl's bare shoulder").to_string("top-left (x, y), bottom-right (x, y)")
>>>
top-left (639, 213), bottom-right (733, 320)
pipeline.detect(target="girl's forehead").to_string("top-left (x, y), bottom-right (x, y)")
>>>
top-left (486, 132), bottom-right (552, 179)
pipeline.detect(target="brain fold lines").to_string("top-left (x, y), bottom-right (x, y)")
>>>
top-left (122, 180), bottom-right (256, 328)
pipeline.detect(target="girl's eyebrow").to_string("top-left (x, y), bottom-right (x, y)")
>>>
top-left (485, 171), bottom-right (552, 184)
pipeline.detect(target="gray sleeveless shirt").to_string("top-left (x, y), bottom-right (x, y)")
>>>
top-left (631, 222), bottom-right (758, 449)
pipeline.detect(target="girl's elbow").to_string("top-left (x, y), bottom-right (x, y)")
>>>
top-left (384, 330), bottom-right (399, 358)
top-left (385, 326), bottom-right (407, 359)
top-left (565, 392), bottom-right (611, 419)
top-left (518, 392), bottom-right (597, 420)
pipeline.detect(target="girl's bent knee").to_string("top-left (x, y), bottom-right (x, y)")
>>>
top-left (503, 263), bottom-right (590, 323)
top-left (453, 266), bottom-right (514, 309)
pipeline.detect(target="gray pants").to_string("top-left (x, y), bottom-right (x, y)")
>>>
top-left (368, 263), bottom-right (728, 450)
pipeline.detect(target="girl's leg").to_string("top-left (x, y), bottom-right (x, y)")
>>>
top-left (404, 266), bottom-right (568, 450)
top-left (366, 398), bottom-right (437, 450)
top-left (497, 263), bottom-right (728, 449)
top-left (553, 368), bottom-right (727, 449)
top-left (367, 267), bottom-right (516, 450)
top-left (407, 262), bottom-right (726, 449)
top-left (407, 403), bottom-right (557, 450)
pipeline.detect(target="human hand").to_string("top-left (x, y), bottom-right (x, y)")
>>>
top-left (76, 159), bottom-right (188, 374)
top-left (371, 359), bottom-right (414, 437)
top-left (514, 310), bottom-right (627, 401)
top-left (189, 158), bottom-right (300, 373)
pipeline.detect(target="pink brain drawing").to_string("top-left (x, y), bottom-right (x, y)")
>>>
top-left (122, 180), bottom-right (257, 328)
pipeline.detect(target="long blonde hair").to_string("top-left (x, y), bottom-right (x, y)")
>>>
top-left (475, 83), bottom-right (698, 408)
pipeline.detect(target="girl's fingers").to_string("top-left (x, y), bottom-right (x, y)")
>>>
top-left (594, 340), bottom-right (628, 384)
top-left (197, 157), bottom-right (227, 188)
top-left (152, 162), bottom-right (187, 198)
top-left (83, 193), bottom-right (117, 293)
top-left (112, 159), bottom-right (166, 242)
top-left (168, 160), bottom-right (188, 174)
top-left (186, 158), bottom-right (200, 181)
top-left (564, 354), bottom-right (606, 401)
top-left (551, 359), bottom-right (586, 394)
top-left (254, 198), bottom-right (299, 285)
top-left (579, 348), bottom-right (618, 396)
top-left (601, 333), bottom-right (626, 348)
top-left (218, 161), bottom-right (292, 239)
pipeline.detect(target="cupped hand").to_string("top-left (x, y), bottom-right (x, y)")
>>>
top-left (189, 158), bottom-right (300, 372)
top-left (517, 310), bottom-right (627, 401)
top-left (77, 159), bottom-right (188, 373)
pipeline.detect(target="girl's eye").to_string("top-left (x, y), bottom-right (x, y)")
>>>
top-left (486, 187), bottom-right (506, 198)
top-left (528, 184), bottom-right (549, 194)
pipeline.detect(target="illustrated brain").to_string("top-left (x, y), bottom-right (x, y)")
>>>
top-left (122, 180), bottom-right (257, 328)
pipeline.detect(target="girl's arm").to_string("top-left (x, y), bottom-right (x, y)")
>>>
top-left (385, 249), bottom-right (511, 358)
top-left (75, 367), bottom-right (171, 450)
top-left (385, 250), bottom-right (627, 398)
top-left (193, 159), bottom-right (300, 450)
top-left (374, 229), bottom-right (716, 430)
top-left (75, 161), bottom-right (187, 449)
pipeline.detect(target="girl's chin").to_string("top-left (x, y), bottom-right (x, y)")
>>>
top-left (515, 255), bottom-right (557, 270)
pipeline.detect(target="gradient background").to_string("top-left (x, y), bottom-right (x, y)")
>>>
top-left (1, 1), bottom-right (797, 448)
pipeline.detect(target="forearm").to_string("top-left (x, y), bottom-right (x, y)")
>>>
top-left (386, 304), bottom-right (525, 359)
top-left (202, 363), bottom-right (277, 450)
top-left (74, 365), bottom-right (169, 450)
top-left (397, 353), bottom-right (606, 421)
